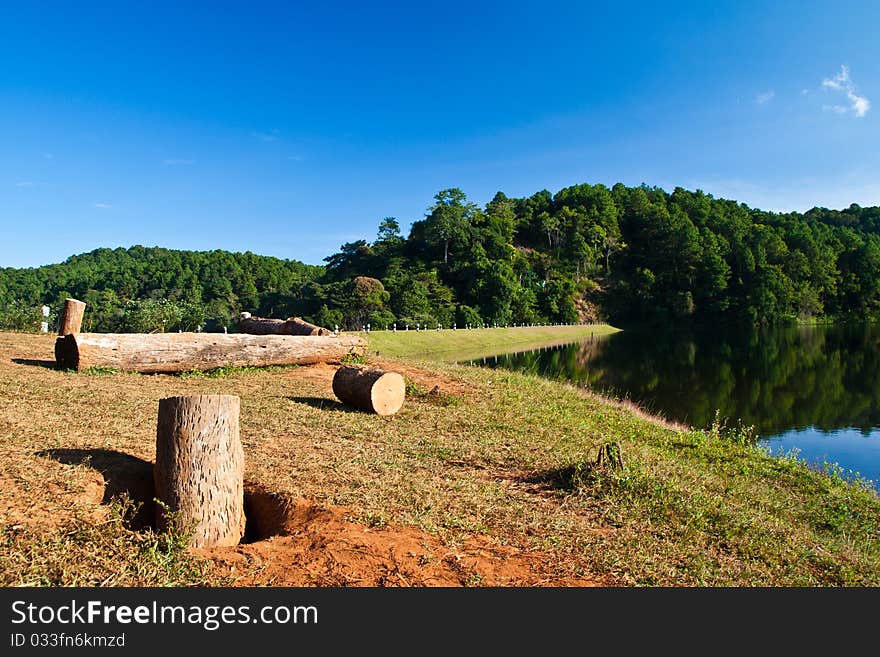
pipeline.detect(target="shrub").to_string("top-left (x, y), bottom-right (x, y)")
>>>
top-left (0, 300), bottom-right (46, 332)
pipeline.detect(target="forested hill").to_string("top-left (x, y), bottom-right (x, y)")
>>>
top-left (2, 183), bottom-right (880, 333)
top-left (306, 184), bottom-right (880, 330)
top-left (0, 246), bottom-right (322, 332)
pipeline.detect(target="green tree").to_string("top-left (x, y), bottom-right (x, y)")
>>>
top-left (347, 276), bottom-right (391, 329)
top-left (376, 217), bottom-right (403, 245)
top-left (424, 188), bottom-right (477, 265)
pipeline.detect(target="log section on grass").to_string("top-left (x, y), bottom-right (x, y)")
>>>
top-left (237, 312), bottom-right (332, 336)
top-left (153, 394), bottom-right (245, 547)
top-left (332, 365), bottom-right (406, 415)
top-left (54, 332), bottom-right (366, 373)
top-left (58, 298), bottom-right (86, 335)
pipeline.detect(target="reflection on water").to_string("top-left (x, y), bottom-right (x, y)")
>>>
top-left (465, 323), bottom-right (880, 489)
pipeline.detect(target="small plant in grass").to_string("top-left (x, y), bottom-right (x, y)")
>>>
top-left (818, 498), bottom-right (853, 533)
top-left (404, 378), bottom-right (460, 406)
top-left (366, 512), bottom-right (388, 528)
top-left (80, 366), bottom-right (120, 376)
top-left (405, 379), bottom-right (426, 396)
top-left (177, 364), bottom-right (298, 379)
top-left (548, 442), bottom-right (628, 493)
top-left (178, 365), bottom-right (248, 379)
top-left (553, 457), bottom-right (601, 491)
top-left (151, 499), bottom-right (203, 553)
top-left (816, 461), bottom-right (877, 493)
top-left (340, 350), bottom-right (367, 365)
top-left (704, 410), bottom-right (759, 446)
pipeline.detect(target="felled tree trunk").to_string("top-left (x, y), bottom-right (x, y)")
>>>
top-left (237, 313), bottom-right (332, 336)
top-left (58, 298), bottom-right (86, 335)
top-left (54, 332), bottom-right (366, 373)
top-left (332, 365), bottom-right (406, 416)
top-left (153, 395), bottom-right (245, 547)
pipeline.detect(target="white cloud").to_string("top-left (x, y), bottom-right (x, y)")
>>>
top-left (93, 203), bottom-right (113, 209)
top-left (163, 158), bottom-right (194, 165)
top-left (851, 95), bottom-right (870, 117)
top-left (821, 65), bottom-right (871, 117)
top-left (755, 90), bottom-right (775, 105)
top-left (822, 66), bottom-right (848, 91)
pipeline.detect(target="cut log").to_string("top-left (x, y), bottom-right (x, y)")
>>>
top-left (58, 298), bottom-right (86, 335)
top-left (54, 332), bottom-right (366, 373)
top-left (237, 313), bottom-right (332, 336)
top-left (332, 365), bottom-right (406, 416)
top-left (153, 395), bottom-right (245, 547)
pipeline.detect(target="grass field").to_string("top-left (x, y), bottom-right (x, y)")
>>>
top-left (1, 330), bottom-right (878, 586)
top-left (366, 323), bottom-right (620, 361)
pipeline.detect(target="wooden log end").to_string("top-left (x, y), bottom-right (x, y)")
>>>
top-left (332, 365), bottom-right (406, 415)
top-left (286, 316), bottom-right (332, 336)
top-left (370, 371), bottom-right (406, 416)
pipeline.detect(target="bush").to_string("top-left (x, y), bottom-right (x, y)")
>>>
top-left (395, 313), bottom-right (437, 329)
top-left (311, 304), bottom-right (343, 331)
top-left (117, 299), bottom-right (205, 333)
top-left (456, 304), bottom-right (483, 328)
top-left (0, 300), bottom-right (46, 332)
top-left (368, 309), bottom-right (396, 330)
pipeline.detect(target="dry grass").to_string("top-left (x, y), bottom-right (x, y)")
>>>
top-left (1, 331), bottom-right (878, 586)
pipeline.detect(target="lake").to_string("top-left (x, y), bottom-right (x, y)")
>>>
top-left (464, 322), bottom-right (880, 490)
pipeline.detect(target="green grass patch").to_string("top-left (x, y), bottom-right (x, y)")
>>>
top-left (367, 324), bottom-right (620, 362)
top-left (80, 366), bottom-right (122, 376)
top-left (0, 498), bottom-right (219, 586)
top-left (175, 364), bottom-right (299, 379)
top-left (339, 351), bottom-right (368, 365)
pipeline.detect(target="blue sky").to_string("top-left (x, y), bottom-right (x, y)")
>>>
top-left (2, 0), bottom-right (878, 268)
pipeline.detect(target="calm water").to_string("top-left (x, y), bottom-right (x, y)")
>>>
top-left (466, 323), bottom-right (880, 490)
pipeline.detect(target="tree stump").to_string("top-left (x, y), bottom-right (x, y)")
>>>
top-left (595, 442), bottom-right (624, 471)
top-left (153, 395), bottom-right (245, 547)
top-left (57, 298), bottom-right (86, 335)
top-left (332, 365), bottom-right (406, 416)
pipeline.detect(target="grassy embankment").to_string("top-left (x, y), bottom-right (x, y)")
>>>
top-left (366, 323), bottom-right (620, 361)
top-left (1, 329), bottom-right (878, 586)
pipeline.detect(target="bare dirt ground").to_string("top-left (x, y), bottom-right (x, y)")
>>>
top-left (205, 486), bottom-right (597, 586)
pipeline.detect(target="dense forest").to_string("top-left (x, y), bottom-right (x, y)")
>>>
top-left (3, 182), bottom-right (880, 332)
